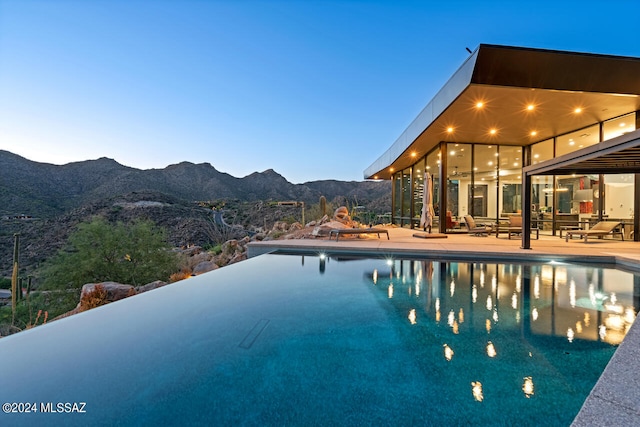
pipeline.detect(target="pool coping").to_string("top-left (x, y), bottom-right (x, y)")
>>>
top-left (247, 228), bottom-right (640, 425)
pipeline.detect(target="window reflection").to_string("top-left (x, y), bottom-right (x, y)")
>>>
top-left (363, 258), bottom-right (638, 406)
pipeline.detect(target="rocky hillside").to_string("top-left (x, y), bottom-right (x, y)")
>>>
top-left (0, 150), bottom-right (391, 278)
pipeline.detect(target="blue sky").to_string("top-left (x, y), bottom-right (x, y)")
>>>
top-left (1, 0), bottom-right (640, 183)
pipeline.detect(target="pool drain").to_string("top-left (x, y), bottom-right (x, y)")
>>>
top-left (239, 319), bottom-right (270, 349)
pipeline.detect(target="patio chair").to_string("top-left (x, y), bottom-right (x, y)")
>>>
top-left (507, 216), bottom-right (539, 240)
top-left (445, 211), bottom-right (459, 230)
top-left (464, 215), bottom-right (492, 236)
top-left (564, 221), bottom-right (624, 242)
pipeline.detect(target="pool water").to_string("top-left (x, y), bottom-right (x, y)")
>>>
top-left (0, 254), bottom-right (637, 426)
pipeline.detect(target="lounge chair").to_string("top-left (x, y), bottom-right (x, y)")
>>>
top-left (564, 221), bottom-right (623, 242)
top-left (507, 216), bottom-right (539, 240)
top-left (329, 227), bottom-right (389, 241)
top-left (464, 215), bottom-right (492, 236)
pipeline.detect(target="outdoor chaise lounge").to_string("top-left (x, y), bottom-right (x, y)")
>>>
top-left (329, 227), bottom-right (389, 241)
top-left (463, 215), bottom-right (492, 236)
top-left (506, 216), bottom-right (539, 240)
top-left (564, 221), bottom-right (624, 242)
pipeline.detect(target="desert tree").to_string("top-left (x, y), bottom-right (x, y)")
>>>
top-left (41, 217), bottom-right (179, 289)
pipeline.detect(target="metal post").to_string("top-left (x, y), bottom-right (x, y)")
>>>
top-left (635, 174), bottom-right (640, 241)
top-left (11, 233), bottom-right (20, 324)
top-left (439, 142), bottom-right (447, 234)
top-left (522, 148), bottom-right (532, 249)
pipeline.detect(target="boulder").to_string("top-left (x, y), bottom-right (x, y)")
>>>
top-left (192, 260), bottom-right (219, 275)
top-left (334, 206), bottom-right (349, 221)
top-left (136, 280), bottom-right (168, 293)
top-left (80, 282), bottom-right (135, 302)
top-left (221, 239), bottom-right (239, 255)
top-left (229, 252), bottom-right (247, 265)
top-left (272, 221), bottom-right (290, 232)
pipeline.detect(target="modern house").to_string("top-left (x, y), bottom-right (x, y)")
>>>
top-left (364, 44), bottom-right (640, 248)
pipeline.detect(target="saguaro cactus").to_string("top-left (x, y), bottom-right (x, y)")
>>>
top-left (320, 195), bottom-right (327, 216)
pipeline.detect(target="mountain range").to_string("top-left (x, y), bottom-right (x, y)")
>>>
top-left (0, 150), bottom-right (390, 218)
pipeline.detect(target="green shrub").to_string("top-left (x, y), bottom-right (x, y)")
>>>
top-left (40, 217), bottom-right (179, 290)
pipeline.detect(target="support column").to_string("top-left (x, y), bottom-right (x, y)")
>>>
top-left (635, 174), bottom-right (640, 242)
top-left (521, 145), bottom-right (532, 249)
top-left (438, 141), bottom-right (447, 234)
top-left (409, 167), bottom-right (415, 229)
top-left (522, 173), bottom-right (532, 249)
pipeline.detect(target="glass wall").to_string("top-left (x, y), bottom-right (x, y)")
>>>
top-left (556, 124), bottom-right (599, 157)
top-left (393, 172), bottom-right (402, 223)
top-left (426, 149), bottom-right (441, 229)
top-left (532, 176), bottom-right (554, 231)
top-left (531, 138), bottom-right (553, 165)
top-left (447, 143), bottom-right (472, 222)
top-left (472, 145), bottom-right (498, 220)
top-left (603, 113), bottom-right (635, 141)
top-left (402, 168), bottom-right (412, 225)
top-left (604, 173), bottom-right (635, 238)
top-left (499, 146), bottom-right (523, 215)
top-left (390, 109), bottom-right (638, 234)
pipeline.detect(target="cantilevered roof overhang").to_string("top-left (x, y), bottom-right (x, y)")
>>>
top-left (364, 44), bottom-right (640, 180)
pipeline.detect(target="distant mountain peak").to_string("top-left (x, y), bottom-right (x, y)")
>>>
top-left (0, 149), bottom-right (390, 220)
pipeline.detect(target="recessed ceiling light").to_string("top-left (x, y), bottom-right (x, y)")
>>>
top-left (620, 123), bottom-right (626, 127)
top-left (526, 104), bottom-right (535, 111)
top-left (530, 131), bottom-right (537, 136)
top-left (450, 150), bottom-right (456, 155)
top-left (513, 162), bottom-right (519, 167)
top-left (574, 107), bottom-right (582, 113)
top-left (489, 129), bottom-right (497, 135)
top-left (476, 102), bottom-right (484, 108)
top-left (534, 154), bottom-right (540, 158)
top-left (447, 127), bottom-right (454, 133)
top-left (488, 161), bottom-right (493, 166)
top-left (569, 141), bottom-right (575, 146)
top-left (411, 152), bottom-right (417, 157)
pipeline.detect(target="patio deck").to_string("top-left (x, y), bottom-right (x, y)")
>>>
top-left (247, 227), bottom-right (640, 426)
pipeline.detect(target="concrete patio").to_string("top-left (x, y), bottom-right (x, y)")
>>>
top-left (248, 226), bottom-right (640, 426)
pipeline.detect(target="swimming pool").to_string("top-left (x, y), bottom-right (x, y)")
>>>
top-left (0, 253), bottom-right (637, 425)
